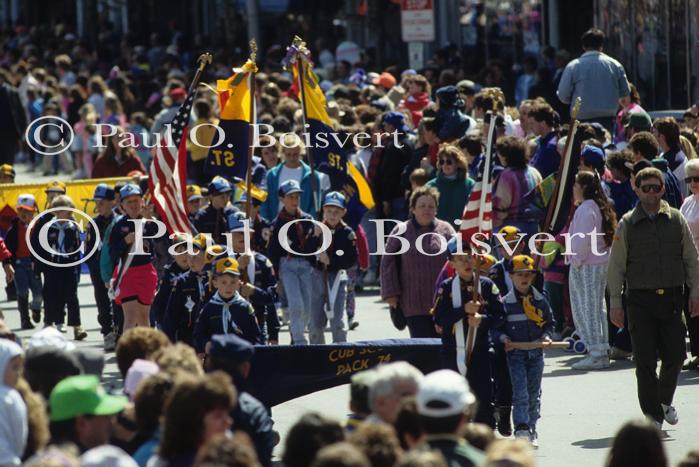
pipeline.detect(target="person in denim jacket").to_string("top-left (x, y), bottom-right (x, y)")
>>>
top-left (492, 254), bottom-right (554, 448)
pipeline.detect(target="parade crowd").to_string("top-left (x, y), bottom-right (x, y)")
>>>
top-left (0, 23), bottom-right (698, 467)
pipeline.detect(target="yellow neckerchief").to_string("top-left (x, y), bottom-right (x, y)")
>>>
top-left (520, 291), bottom-right (546, 328)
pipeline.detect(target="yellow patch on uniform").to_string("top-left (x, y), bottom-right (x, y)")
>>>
top-left (491, 283), bottom-right (500, 296)
top-left (348, 231), bottom-right (357, 241)
top-left (265, 259), bottom-right (273, 268)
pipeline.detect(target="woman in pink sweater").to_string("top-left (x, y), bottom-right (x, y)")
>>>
top-left (380, 185), bottom-right (456, 337)
top-left (568, 171), bottom-right (618, 370)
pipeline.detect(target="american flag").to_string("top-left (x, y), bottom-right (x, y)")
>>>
top-left (149, 91), bottom-right (195, 234)
top-left (460, 120), bottom-right (497, 243)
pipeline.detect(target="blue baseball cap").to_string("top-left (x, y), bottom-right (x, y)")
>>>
top-left (323, 191), bottom-right (346, 209)
top-left (580, 145), bottom-right (606, 176)
top-left (446, 236), bottom-right (473, 257)
top-left (382, 111), bottom-right (409, 133)
top-left (278, 179), bottom-right (303, 197)
top-left (119, 183), bottom-right (142, 199)
top-left (228, 215), bottom-right (254, 233)
top-left (91, 183), bottom-right (115, 201)
top-left (209, 334), bottom-right (255, 363)
top-left (208, 176), bottom-right (233, 195)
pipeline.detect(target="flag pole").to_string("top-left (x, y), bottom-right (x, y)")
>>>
top-left (534, 97), bottom-right (581, 269)
top-left (245, 40), bottom-right (258, 220)
top-left (290, 35), bottom-right (331, 316)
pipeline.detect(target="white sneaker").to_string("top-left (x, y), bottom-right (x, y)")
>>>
top-left (103, 332), bottom-right (117, 352)
top-left (56, 324), bottom-right (67, 333)
top-left (571, 355), bottom-right (610, 370)
top-left (529, 430), bottom-right (539, 448)
top-left (661, 404), bottom-right (678, 425)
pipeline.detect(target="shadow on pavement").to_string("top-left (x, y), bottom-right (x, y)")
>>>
top-left (678, 370), bottom-right (699, 386)
top-left (571, 437), bottom-right (614, 449)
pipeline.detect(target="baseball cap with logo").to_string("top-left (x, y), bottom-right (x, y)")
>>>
top-left (187, 185), bottom-right (203, 201)
top-left (45, 181), bottom-right (67, 193)
top-left (91, 183), bottom-right (116, 201)
top-left (228, 216), bottom-right (254, 233)
top-left (0, 164), bottom-right (16, 178)
top-left (16, 193), bottom-right (37, 212)
top-left (323, 191), bottom-right (346, 209)
top-left (278, 179), bottom-right (303, 197)
top-left (214, 257), bottom-right (240, 276)
top-left (507, 254), bottom-right (536, 273)
top-left (119, 183), bottom-right (142, 199)
top-left (416, 369), bottom-right (476, 417)
top-left (497, 226), bottom-right (522, 245)
top-left (208, 176), bottom-right (233, 195)
top-left (49, 375), bottom-right (127, 422)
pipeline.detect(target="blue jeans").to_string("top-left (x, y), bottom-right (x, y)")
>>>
top-left (279, 258), bottom-right (314, 345)
top-left (13, 258), bottom-right (42, 309)
top-left (309, 269), bottom-right (347, 344)
top-left (507, 348), bottom-right (544, 431)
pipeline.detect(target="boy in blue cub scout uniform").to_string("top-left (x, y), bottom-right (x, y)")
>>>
top-left (84, 184), bottom-right (117, 344)
top-left (309, 191), bottom-right (358, 344)
top-left (186, 184), bottom-right (204, 223)
top-left (194, 176), bottom-right (239, 244)
top-left (267, 179), bottom-right (323, 345)
top-left (492, 254), bottom-right (554, 448)
top-left (194, 257), bottom-right (263, 352)
top-left (228, 216), bottom-right (279, 345)
top-left (158, 233), bottom-right (218, 344)
top-left (234, 188), bottom-right (272, 256)
top-left (432, 237), bottom-right (505, 428)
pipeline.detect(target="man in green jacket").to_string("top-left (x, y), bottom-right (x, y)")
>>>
top-left (608, 167), bottom-right (699, 429)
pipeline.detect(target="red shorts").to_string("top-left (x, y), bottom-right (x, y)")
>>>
top-left (114, 263), bottom-right (158, 305)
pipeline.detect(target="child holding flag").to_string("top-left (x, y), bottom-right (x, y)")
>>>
top-left (492, 254), bottom-right (555, 447)
top-left (431, 236), bottom-right (505, 428)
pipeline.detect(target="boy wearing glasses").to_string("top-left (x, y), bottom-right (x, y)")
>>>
top-left (608, 167), bottom-right (699, 430)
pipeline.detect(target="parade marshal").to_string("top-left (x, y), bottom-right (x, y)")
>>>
top-left (608, 167), bottom-right (699, 428)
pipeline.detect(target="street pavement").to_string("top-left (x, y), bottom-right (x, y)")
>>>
top-left (2, 166), bottom-right (698, 466)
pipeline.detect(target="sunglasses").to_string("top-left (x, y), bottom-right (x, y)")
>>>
top-left (685, 176), bottom-right (699, 184)
top-left (640, 184), bottom-right (662, 193)
top-left (438, 159), bottom-right (454, 166)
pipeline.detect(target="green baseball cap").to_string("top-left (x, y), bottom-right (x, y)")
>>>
top-left (624, 111), bottom-right (652, 130)
top-left (49, 375), bottom-right (127, 422)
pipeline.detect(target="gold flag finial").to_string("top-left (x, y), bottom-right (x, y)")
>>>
top-left (249, 39), bottom-right (258, 64)
top-left (571, 97), bottom-right (582, 120)
top-left (196, 52), bottom-right (213, 72)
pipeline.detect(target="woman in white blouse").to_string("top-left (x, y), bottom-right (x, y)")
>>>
top-left (679, 158), bottom-right (699, 370)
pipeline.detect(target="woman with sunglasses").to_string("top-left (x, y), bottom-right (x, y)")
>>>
top-left (425, 145), bottom-right (475, 229)
top-left (568, 170), bottom-right (618, 371)
top-left (679, 158), bottom-right (699, 371)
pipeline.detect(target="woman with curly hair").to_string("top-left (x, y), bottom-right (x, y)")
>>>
top-left (568, 170), bottom-right (618, 371)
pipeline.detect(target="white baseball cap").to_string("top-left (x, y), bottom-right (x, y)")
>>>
top-left (416, 369), bottom-right (476, 417)
top-left (16, 193), bottom-right (37, 211)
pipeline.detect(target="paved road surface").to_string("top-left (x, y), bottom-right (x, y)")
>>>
top-left (2, 165), bottom-right (698, 466)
